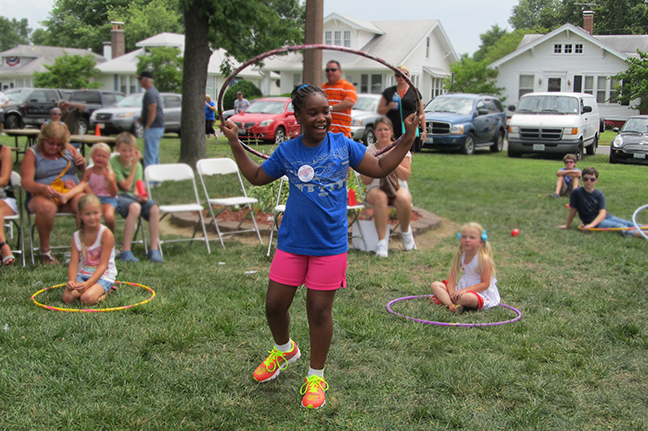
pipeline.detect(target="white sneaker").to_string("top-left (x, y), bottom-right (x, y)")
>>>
top-left (402, 229), bottom-right (417, 251)
top-left (375, 239), bottom-right (388, 258)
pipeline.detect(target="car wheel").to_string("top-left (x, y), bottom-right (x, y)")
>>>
top-left (362, 127), bottom-right (376, 146)
top-left (412, 137), bottom-right (422, 153)
top-left (586, 134), bottom-right (598, 155)
top-left (609, 145), bottom-right (617, 164)
top-left (490, 131), bottom-right (504, 153)
top-left (5, 114), bottom-right (22, 130)
top-left (461, 134), bottom-right (475, 155)
top-left (78, 117), bottom-right (89, 135)
top-left (507, 150), bottom-right (521, 158)
top-left (576, 141), bottom-right (584, 161)
top-left (132, 122), bottom-right (144, 139)
top-left (274, 126), bottom-right (286, 144)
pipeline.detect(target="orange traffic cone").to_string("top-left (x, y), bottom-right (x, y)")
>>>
top-left (95, 124), bottom-right (101, 136)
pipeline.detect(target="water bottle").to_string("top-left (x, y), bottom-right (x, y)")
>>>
top-left (392, 93), bottom-right (400, 110)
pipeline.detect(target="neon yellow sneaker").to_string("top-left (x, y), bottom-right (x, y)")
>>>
top-left (300, 375), bottom-right (328, 409)
top-left (253, 341), bottom-right (301, 383)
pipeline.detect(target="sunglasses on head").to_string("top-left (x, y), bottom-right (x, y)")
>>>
top-left (583, 176), bottom-right (597, 182)
top-left (325, 68), bottom-right (338, 72)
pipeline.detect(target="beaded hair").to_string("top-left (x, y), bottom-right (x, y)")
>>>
top-left (290, 84), bottom-right (327, 114)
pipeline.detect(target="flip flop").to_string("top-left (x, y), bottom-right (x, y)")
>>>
top-left (41, 249), bottom-right (60, 265)
top-left (0, 241), bottom-right (14, 267)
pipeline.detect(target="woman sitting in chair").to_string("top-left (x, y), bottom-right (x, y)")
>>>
top-left (0, 143), bottom-right (18, 266)
top-left (359, 116), bottom-right (416, 258)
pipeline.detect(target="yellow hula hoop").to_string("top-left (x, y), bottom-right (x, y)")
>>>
top-left (31, 281), bottom-right (156, 313)
top-left (578, 226), bottom-right (648, 232)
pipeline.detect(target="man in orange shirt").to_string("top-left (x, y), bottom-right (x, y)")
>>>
top-left (322, 60), bottom-right (357, 137)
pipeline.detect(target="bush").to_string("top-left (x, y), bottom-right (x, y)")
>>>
top-left (605, 120), bottom-right (616, 130)
top-left (222, 81), bottom-right (263, 111)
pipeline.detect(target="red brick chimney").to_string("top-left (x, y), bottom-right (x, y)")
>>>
top-left (110, 21), bottom-right (125, 59)
top-left (583, 10), bottom-right (594, 34)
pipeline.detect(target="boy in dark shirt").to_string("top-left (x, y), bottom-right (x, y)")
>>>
top-left (557, 167), bottom-right (643, 238)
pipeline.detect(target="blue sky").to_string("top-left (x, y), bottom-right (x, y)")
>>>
top-left (1, 0), bottom-right (520, 56)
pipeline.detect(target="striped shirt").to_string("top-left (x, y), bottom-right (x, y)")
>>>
top-left (322, 79), bottom-right (357, 137)
top-left (88, 171), bottom-right (112, 197)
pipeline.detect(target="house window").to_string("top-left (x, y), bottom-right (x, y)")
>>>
top-left (573, 75), bottom-right (583, 92)
top-left (584, 76), bottom-right (594, 94)
top-left (206, 75), bottom-right (216, 100)
top-left (564, 44), bottom-right (572, 54)
top-left (361, 74), bottom-right (368, 93)
top-left (325, 31), bottom-right (332, 45)
top-left (426, 37), bottom-right (430, 59)
top-left (554, 44), bottom-right (562, 54)
top-left (344, 31), bottom-right (351, 47)
top-left (575, 44), bottom-right (583, 54)
top-left (519, 74), bottom-right (534, 98)
top-left (597, 76), bottom-right (607, 103)
top-left (334, 31), bottom-right (341, 46)
top-left (371, 74), bottom-right (383, 94)
top-left (610, 77), bottom-right (620, 103)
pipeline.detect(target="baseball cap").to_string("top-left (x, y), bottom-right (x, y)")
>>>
top-left (137, 71), bottom-right (154, 80)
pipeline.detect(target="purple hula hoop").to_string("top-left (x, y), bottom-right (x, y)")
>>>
top-left (217, 44), bottom-right (422, 160)
top-left (386, 295), bottom-right (522, 327)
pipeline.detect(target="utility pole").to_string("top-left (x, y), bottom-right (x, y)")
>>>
top-left (303, 0), bottom-right (323, 86)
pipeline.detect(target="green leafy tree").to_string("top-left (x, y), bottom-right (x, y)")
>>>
top-left (222, 81), bottom-right (263, 112)
top-left (178, 0), bottom-right (304, 167)
top-left (613, 49), bottom-right (648, 114)
top-left (483, 27), bottom-right (548, 64)
top-left (33, 51), bottom-right (101, 89)
top-left (0, 17), bottom-right (32, 51)
top-left (136, 47), bottom-right (183, 93)
top-left (595, 0), bottom-right (648, 34)
top-left (444, 55), bottom-right (504, 97)
top-left (474, 25), bottom-right (509, 62)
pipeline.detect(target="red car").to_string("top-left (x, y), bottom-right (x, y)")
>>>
top-left (230, 97), bottom-right (301, 144)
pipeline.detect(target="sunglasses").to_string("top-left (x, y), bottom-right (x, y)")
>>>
top-left (583, 176), bottom-right (597, 182)
top-left (51, 113), bottom-right (61, 116)
top-left (564, 160), bottom-right (575, 164)
top-left (325, 68), bottom-right (338, 72)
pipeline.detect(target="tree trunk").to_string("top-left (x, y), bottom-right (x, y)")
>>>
top-left (302, 0), bottom-right (323, 86)
top-left (179, 0), bottom-right (211, 168)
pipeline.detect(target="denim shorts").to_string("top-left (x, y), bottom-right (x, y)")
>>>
top-left (98, 196), bottom-right (118, 209)
top-left (76, 274), bottom-right (114, 294)
top-left (116, 193), bottom-right (158, 221)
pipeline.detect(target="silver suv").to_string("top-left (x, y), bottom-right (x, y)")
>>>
top-left (350, 94), bottom-right (382, 146)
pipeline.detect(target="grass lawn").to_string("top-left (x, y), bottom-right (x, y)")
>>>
top-left (2, 135), bottom-right (648, 430)
top-left (599, 129), bottom-right (617, 146)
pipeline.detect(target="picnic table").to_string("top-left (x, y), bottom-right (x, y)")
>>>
top-left (69, 134), bottom-right (117, 157)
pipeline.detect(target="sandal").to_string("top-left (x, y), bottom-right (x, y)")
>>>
top-left (0, 241), bottom-right (15, 267)
top-left (41, 249), bottom-right (60, 265)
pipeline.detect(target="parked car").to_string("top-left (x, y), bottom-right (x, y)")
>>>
top-left (89, 92), bottom-right (182, 138)
top-left (67, 90), bottom-right (124, 135)
top-left (507, 92), bottom-right (604, 160)
top-left (422, 93), bottom-right (507, 155)
top-left (609, 115), bottom-right (648, 165)
top-left (350, 94), bottom-right (382, 146)
top-left (2, 87), bottom-right (65, 129)
top-left (229, 97), bottom-right (300, 144)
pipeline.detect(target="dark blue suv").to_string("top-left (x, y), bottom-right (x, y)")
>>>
top-left (422, 94), bottom-right (507, 155)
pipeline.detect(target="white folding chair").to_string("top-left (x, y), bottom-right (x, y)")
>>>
top-left (27, 210), bottom-right (75, 265)
top-left (196, 158), bottom-right (263, 249)
top-left (348, 171), bottom-right (368, 250)
top-left (144, 163), bottom-right (210, 256)
top-left (267, 176), bottom-right (288, 256)
top-left (4, 172), bottom-right (26, 266)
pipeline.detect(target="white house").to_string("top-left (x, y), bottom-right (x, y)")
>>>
top-left (258, 13), bottom-right (459, 103)
top-left (489, 14), bottom-right (648, 122)
top-left (0, 45), bottom-right (106, 90)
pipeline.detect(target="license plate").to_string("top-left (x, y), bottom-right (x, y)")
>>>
top-left (238, 129), bottom-right (246, 135)
top-left (533, 144), bottom-right (545, 151)
top-left (634, 152), bottom-right (646, 159)
top-left (425, 137), bottom-right (433, 144)
top-left (97, 123), bottom-right (105, 129)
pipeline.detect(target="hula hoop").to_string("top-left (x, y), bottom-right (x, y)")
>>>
top-left (386, 295), bottom-right (522, 327)
top-left (633, 204), bottom-right (648, 240)
top-left (217, 44), bottom-right (421, 159)
top-left (31, 281), bottom-right (156, 313)
top-left (578, 225), bottom-right (648, 231)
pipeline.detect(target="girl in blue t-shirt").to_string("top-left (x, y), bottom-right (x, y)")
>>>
top-left (220, 84), bottom-right (420, 409)
top-left (205, 95), bottom-right (217, 139)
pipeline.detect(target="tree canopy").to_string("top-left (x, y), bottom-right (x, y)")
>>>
top-left (0, 17), bottom-right (32, 51)
top-left (136, 47), bottom-right (183, 93)
top-left (33, 51), bottom-right (101, 89)
top-left (614, 50), bottom-right (648, 114)
top-left (444, 55), bottom-right (504, 97)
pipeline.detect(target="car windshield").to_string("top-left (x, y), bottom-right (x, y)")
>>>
top-left (517, 96), bottom-right (579, 114)
top-left (621, 118), bottom-right (648, 134)
top-left (354, 96), bottom-right (378, 112)
top-left (425, 97), bottom-right (474, 116)
top-left (5, 89), bottom-right (31, 102)
top-left (244, 100), bottom-right (286, 114)
top-left (116, 93), bottom-right (143, 107)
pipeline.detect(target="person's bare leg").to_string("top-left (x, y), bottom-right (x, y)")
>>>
top-left (365, 188), bottom-right (389, 240)
top-left (554, 176), bottom-right (565, 195)
top-left (122, 202), bottom-right (141, 251)
top-left (102, 203), bottom-right (115, 232)
top-left (148, 204), bottom-right (161, 250)
top-left (28, 196), bottom-right (57, 256)
top-left (430, 281), bottom-right (452, 306)
top-left (265, 280), bottom-right (299, 345)
top-left (393, 188), bottom-right (412, 234)
top-left (306, 289), bottom-right (336, 370)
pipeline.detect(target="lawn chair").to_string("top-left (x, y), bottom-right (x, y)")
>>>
top-left (144, 163), bottom-right (210, 256)
top-left (267, 175), bottom-right (288, 256)
top-left (4, 172), bottom-right (26, 266)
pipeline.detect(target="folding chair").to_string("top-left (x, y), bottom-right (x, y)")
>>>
top-left (4, 172), bottom-right (26, 266)
top-left (347, 171), bottom-right (368, 250)
top-left (27, 209), bottom-right (75, 265)
top-left (144, 163), bottom-right (210, 256)
top-left (267, 176), bottom-right (288, 256)
top-left (196, 158), bottom-right (263, 249)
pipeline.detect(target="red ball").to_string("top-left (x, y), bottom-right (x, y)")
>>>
top-left (511, 229), bottom-right (520, 237)
top-left (565, 204), bottom-right (570, 208)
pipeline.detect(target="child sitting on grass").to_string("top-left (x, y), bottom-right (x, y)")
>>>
top-left (430, 222), bottom-right (500, 315)
top-left (553, 153), bottom-right (581, 198)
top-left (557, 167), bottom-right (644, 238)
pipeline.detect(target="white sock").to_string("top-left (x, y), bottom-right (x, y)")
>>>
top-left (308, 367), bottom-right (324, 378)
top-left (275, 340), bottom-right (293, 353)
top-left (402, 227), bottom-right (411, 235)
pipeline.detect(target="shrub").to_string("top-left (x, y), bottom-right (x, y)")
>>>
top-left (223, 81), bottom-right (263, 111)
top-left (605, 120), bottom-right (616, 130)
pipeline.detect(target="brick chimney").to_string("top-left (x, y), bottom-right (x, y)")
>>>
top-left (110, 21), bottom-right (125, 59)
top-left (583, 10), bottom-right (594, 34)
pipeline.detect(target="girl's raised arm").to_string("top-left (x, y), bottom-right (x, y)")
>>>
top-left (220, 121), bottom-right (275, 186)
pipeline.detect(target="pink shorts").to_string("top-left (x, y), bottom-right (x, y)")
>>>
top-left (269, 249), bottom-right (347, 291)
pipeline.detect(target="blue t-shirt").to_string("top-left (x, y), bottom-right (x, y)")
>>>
top-left (261, 133), bottom-right (367, 256)
top-left (205, 101), bottom-right (216, 120)
top-left (559, 167), bottom-right (581, 186)
top-left (142, 86), bottom-right (164, 129)
top-left (569, 187), bottom-right (606, 225)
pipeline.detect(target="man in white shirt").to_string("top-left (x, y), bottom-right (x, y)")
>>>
top-left (0, 90), bottom-right (8, 136)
